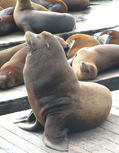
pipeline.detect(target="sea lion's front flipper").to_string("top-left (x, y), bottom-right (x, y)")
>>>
top-left (16, 120), bottom-right (43, 131)
top-left (14, 110), bottom-right (43, 131)
top-left (43, 116), bottom-right (69, 151)
top-left (14, 110), bottom-right (35, 123)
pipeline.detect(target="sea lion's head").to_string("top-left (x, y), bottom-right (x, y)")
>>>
top-left (25, 31), bottom-right (66, 57)
top-left (76, 61), bottom-right (98, 80)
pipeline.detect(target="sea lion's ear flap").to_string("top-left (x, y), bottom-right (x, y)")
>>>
top-left (43, 116), bottom-right (69, 151)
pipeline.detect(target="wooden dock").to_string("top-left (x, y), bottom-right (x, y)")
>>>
top-left (0, 90), bottom-right (119, 153)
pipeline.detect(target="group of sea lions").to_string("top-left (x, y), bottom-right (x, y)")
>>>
top-left (0, 0), bottom-right (77, 36)
top-left (0, 0), bottom-right (90, 36)
top-left (0, 0), bottom-right (119, 152)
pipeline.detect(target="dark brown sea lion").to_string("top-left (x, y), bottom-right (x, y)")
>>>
top-left (72, 44), bottom-right (119, 80)
top-left (0, 43), bottom-right (26, 68)
top-left (0, 46), bottom-right (28, 89)
top-left (66, 33), bottom-right (101, 59)
top-left (13, 0), bottom-right (75, 34)
top-left (0, 7), bottom-right (19, 35)
top-left (20, 31), bottom-right (112, 151)
top-left (62, 0), bottom-right (90, 11)
top-left (97, 29), bottom-right (119, 45)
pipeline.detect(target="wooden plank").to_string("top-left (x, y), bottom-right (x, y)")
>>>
top-left (0, 136), bottom-right (27, 153)
top-left (1, 110), bottom-right (119, 153)
top-left (0, 116), bottom-right (66, 153)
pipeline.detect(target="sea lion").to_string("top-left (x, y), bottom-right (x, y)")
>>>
top-left (66, 33), bottom-right (101, 59)
top-left (0, 43), bottom-right (26, 68)
top-left (13, 0), bottom-right (75, 34)
top-left (20, 31), bottom-right (112, 151)
top-left (72, 44), bottom-right (119, 80)
top-left (0, 7), bottom-right (19, 36)
top-left (0, 46), bottom-right (28, 89)
top-left (0, 35), bottom-right (69, 89)
top-left (62, 0), bottom-right (90, 11)
top-left (97, 29), bottom-right (119, 45)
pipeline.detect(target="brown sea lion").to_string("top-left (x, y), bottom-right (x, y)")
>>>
top-left (72, 44), bottom-right (119, 80)
top-left (62, 0), bottom-right (90, 11)
top-left (19, 31), bottom-right (112, 151)
top-left (0, 43), bottom-right (26, 68)
top-left (0, 0), bottom-right (67, 13)
top-left (97, 29), bottom-right (119, 45)
top-left (0, 7), bottom-right (19, 35)
top-left (13, 0), bottom-right (75, 34)
top-left (66, 33), bottom-right (101, 59)
top-left (0, 46), bottom-right (28, 89)
top-left (0, 35), bottom-right (69, 89)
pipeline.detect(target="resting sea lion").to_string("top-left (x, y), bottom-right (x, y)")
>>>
top-left (0, 46), bottom-right (28, 89)
top-left (0, 43), bottom-right (26, 68)
top-left (0, 7), bottom-right (19, 35)
top-left (62, 0), bottom-right (90, 11)
top-left (66, 33), bottom-right (100, 59)
top-left (97, 29), bottom-right (119, 45)
top-left (13, 0), bottom-right (75, 34)
top-left (72, 44), bottom-right (119, 80)
top-left (19, 31), bottom-right (112, 151)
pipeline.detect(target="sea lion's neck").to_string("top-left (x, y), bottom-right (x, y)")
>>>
top-left (15, 0), bottom-right (33, 11)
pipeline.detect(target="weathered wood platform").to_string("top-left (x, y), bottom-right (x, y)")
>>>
top-left (0, 90), bottom-right (119, 153)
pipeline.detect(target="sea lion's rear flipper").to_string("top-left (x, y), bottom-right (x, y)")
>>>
top-left (43, 116), bottom-right (69, 151)
top-left (14, 110), bottom-right (43, 131)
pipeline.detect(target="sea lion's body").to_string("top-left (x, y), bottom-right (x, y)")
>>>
top-left (0, 7), bottom-right (19, 35)
top-left (0, 46), bottom-right (28, 89)
top-left (62, 0), bottom-right (90, 11)
top-left (23, 31), bottom-right (112, 151)
top-left (31, 0), bottom-right (68, 12)
top-left (13, 0), bottom-right (75, 34)
top-left (72, 44), bottom-right (119, 80)
top-left (0, 43), bottom-right (26, 68)
top-left (66, 34), bottom-right (100, 59)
